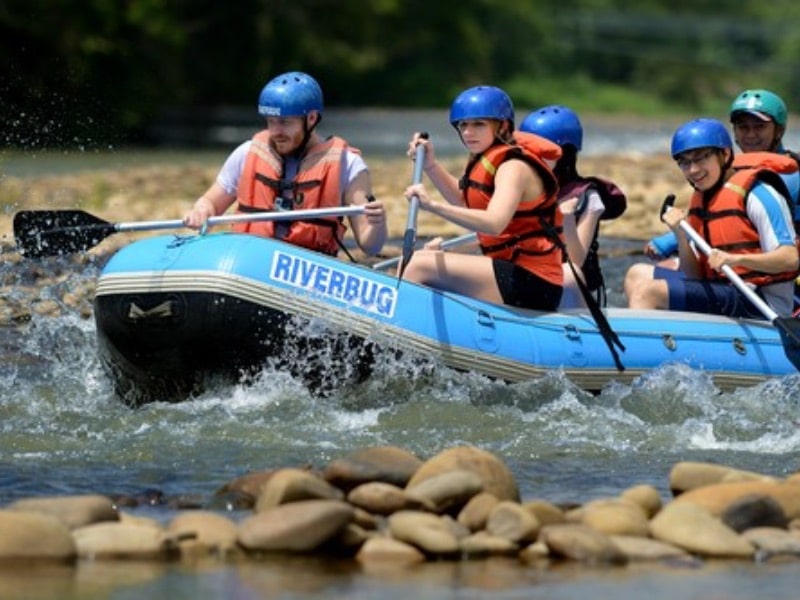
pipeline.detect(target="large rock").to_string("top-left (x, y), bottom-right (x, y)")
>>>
top-left (405, 446), bottom-right (519, 502)
top-left (0, 510), bottom-right (76, 562)
top-left (238, 499), bottom-right (354, 553)
top-left (388, 510), bottom-right (461, 556)
top-left (405, 469), bottom-right (483, 513)
top-left (669, 462), bottom-right (775, 495)
top-left (485, 501), bottom-right (540, 544)
top-left (323, 446), bottom-right (423, 491)
top-left (539, 523), bottom-right (627, 564)
top-left (167, 511), bottom-right (240, 556)
top-left (673, 481), bottom-right (800, 520)
top-left (7, 495), bottom-right (118, 529)
top-left (649, 502), bottom-right (754, 558)
top-left (254, 468), bottom-right (344, 512)
top-left (72, 522), bottom-right (178, 559)
top-left (347, 481), bottom-right (429, 515)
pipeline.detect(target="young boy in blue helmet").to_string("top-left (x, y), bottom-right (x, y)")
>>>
top-left (626, 118), bottom-right (798, 318)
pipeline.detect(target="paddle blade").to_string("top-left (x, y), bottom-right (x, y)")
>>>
top-left (396, 227), bottom-right (416, 282)
top-left (13, 210), bottom-right (115, 258)
top-left (774, 317), bottom-right (800, 371)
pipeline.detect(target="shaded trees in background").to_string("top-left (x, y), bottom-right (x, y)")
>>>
top-left (1, 0), bottom-right (798, 147)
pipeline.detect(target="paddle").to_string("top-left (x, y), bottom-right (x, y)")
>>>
top-left (661, 194), bottom-right (800, 370)
top-left (13, 206), bottom-right (366, 258)
top-left (372, 232), bottom-right (478, 271)
top-left (397, 132), bottom-right (429, 282)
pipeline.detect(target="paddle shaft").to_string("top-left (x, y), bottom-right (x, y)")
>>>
top-left (397, 133), bottom-right (429, 281)
top-left (113, 205), bottom-right (366, 234)
top-left (404, 143), bottom-right (427, 233)
top-left (373, 232), bottom-right (478, 270)
top-left (677, 220), bottom-right (779, 321)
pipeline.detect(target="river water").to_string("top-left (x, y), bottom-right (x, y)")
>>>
top-left (2, 119), bottom-right (800, 597)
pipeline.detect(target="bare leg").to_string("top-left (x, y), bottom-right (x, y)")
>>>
top-left (623, 262), bottom-right (656, 302)
top-left (403, 250), bottom-right (505, 304)
top-left (626, 278), bottom-right (670, 309)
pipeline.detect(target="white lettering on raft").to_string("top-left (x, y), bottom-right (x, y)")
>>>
top-left (270, 251), bottom-right (397, 318)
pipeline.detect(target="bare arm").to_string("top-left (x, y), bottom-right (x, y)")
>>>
top-left (184, 182), bottom-right (237, 229)
top-left (345, 169), bottom-right (387, 256)
top-left (406, 159), bottom-right (539, 235)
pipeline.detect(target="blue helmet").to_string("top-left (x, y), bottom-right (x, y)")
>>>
top-left (670, 118), bottom-right (733, 158)
top-left (449, 86), bottom-right (514, 127)
top-left (258, 71), bottom-right (323, 118)
top-left (519, 105), bottom-right (583, 150)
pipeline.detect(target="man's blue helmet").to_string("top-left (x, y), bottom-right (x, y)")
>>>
top-left (519, 105), bottom-right (583, 150)
top-left (258, 71), bottom-right (323, 117)
top-left (670, 118), bottom-right (733, 158)
top-left (449, 86), bottom-right (514, 127)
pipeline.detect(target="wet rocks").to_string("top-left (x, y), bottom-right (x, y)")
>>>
top-left (2, 446), bottom-right (800, 570)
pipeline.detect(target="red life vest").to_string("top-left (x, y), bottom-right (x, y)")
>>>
top-left (687, 154), bottom-right (799, 286)
top-left (234, 130), bottom-right (351, 256)
top-left (460, 133), bottom-right (563, 285)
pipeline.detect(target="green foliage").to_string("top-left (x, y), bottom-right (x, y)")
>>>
top-left (1, 0), bottom-right (798, 147)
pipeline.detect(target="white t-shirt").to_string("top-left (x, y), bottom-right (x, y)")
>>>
top-left (216, 139), bottom-right (368, 197)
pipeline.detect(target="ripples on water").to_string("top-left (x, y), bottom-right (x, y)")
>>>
top-left (4, 254), bottom-right (800, 597)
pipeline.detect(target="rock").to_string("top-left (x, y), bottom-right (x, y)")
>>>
top-left (347, 481), bottom-right (430, 515)
top-left (323, 446), bottom-right (423, 491)
top-left (7, 495), bottom-right (118, 529)
top-left (405, 446), bottom-right (519, 502)
top-left (405, 469), bottom-right (483, 513)
top-left (167, 511), bottom-right (240, 556)
top-left (721, 494), bottom-right (788, 532)
top-left (457, 492), bottom-right (500, 531)
top-left (485, 501), bottom-right (540, 544)
top-left (649, 502), bottom-right (754, 558)
top-left (0, 510), bottom-right (76, 562)
top-left (522, 499), bottom-right (566, 527)
top-left (609, 535), bottom-right (693, 561)
top-left (355, 536), bottom-right (426, 565)
top-left (580, 499), bottom-right (650, 537)
top-left (669, 462), bottom-right (774, 495)
top-left (673, 481), bottom-right (800, 520)
top-left (388, 510), bottom-right (461, 556)
top-left (620, 484), bottom-right (662, 518)
top-left (460, 531), bottom-right (519, 557)
top-left (539, 523), bottom-right (628, 564)
top-left (254, 468), bottom-right (344, 512)
top-left (72, 522), bottom-right (178, 559)
top-left (741, 527), bottom-right (800, 559)
top-left (238, 499), bottom-right (354, 553)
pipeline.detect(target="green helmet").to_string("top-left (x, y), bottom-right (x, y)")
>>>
top-left (729, 89), bottom-right (787, 128)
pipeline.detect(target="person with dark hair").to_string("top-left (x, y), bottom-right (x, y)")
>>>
top-left (625, 118), bottom-right (799, 318)
top-left (520, 105), bottom-right (626, 308)
top-left (184, 71), bottom-right (387, 257)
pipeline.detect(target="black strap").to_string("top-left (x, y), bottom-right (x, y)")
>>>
top-left (545, 219), bottom-right (625, 371)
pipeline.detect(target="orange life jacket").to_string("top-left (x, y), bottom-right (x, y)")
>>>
top-left (234, 130), bottom-right (351, 256)
top-left (687, 155), bottom-right (799, 286)
top-left (460, 133), bottom-right (563, 285)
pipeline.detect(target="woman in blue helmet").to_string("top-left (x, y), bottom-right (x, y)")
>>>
top-left (184, 71), bottom-right (387, 257)
top-left (520, 105), bottom-right (626, 309)
top-left (400, 85), bottom-right (564, 310)
top-left (625, 118), bottom-right (799, 318)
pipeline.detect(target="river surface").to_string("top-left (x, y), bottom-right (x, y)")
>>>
top-left (2, 131), bottom-right (800, 597)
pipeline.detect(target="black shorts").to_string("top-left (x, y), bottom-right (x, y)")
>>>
top-left (492, 259), bottom-right (562, 311)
